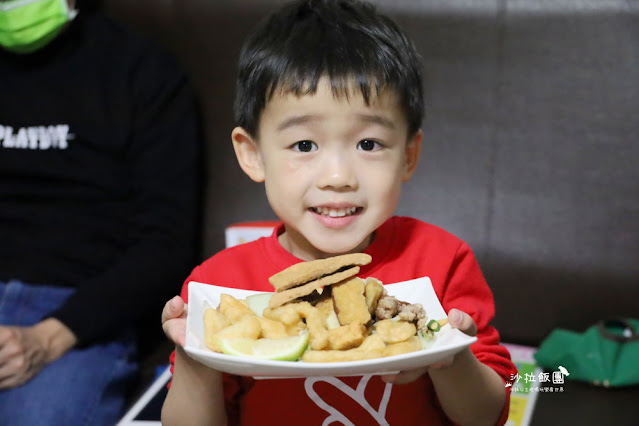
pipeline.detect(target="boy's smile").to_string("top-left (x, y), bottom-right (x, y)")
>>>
top-left (233, 77), bottom-right (421, 261)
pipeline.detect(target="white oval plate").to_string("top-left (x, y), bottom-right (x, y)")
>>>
top-left (184, 277), bottom-right (477, 378)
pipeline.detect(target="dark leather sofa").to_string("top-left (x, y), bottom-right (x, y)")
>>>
top-left (101, 0), bottom-right (639, 424)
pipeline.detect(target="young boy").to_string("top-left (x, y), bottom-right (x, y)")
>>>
top-left (162, 0), bottom-right (516, 424)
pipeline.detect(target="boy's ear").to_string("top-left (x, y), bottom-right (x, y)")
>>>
top-left (402, 129), bottom-right (422, 182)
top-left (232, 127), bottom-right (265, 182)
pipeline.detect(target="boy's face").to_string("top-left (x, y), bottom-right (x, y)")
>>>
top-left (233, 77), bottom-right (421, 260)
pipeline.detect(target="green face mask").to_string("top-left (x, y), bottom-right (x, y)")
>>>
top-left (0, 0), bottom-right (77, 54)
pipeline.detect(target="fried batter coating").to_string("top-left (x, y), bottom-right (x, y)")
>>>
top-left (364, 277), bottom-right (386, 315)
top-left (382, 336), bottom-right (423, 357)
top-left (375, 295), bottom-right (401, 320)
top-left (327, 322), bottom-right (368, 350)
top-left (302, 334), bottom-right (386, 363)
top-left (218, 293), bottom-right (255, 323)
top-left (290, 302), bottom-right (329, 350)
top-left (206, 315), bottom-right (261, 352)
top-left (374, 319), bottom-right (417, 344)
top-left (256, 317), bottom-right (288, 339)
top-left (332, 277), bottom-right (371, 326)
top-left (203, 308), bottom-right (231, 351)
top-left (263, 305), bottom-right (306, 336)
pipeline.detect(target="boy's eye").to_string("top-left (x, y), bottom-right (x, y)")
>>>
top-left (357, 139), bottom-right (381, 151)
top-left (292, 140), bottom-right (317, 152)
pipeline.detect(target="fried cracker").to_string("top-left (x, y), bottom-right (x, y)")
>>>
top-left (269, 253), bottom-right (372, 291)
top-left (268, 266), bottom-right (360, 309)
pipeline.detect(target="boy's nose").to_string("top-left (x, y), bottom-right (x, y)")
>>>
top-left (316, 153), bottom-right (358, 191)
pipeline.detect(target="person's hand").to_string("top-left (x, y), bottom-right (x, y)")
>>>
top-left (0, 318), bottom-right (76, 389)
top-left (162, 295), bottom-right (188, 347)
top-left (380, 308), bottom-right (477, 384)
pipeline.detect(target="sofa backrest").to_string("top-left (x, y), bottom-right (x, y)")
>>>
top-left (103, 0), bottom-right (639, 346)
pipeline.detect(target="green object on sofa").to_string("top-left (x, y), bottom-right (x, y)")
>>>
top-left (534, 318), bottom-right (639, 388)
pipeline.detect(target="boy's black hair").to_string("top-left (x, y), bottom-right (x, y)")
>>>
top-left (234, 0), bottom-right (424, 137)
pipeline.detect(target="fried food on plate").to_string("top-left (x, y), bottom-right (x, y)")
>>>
top-left (269, 253), bottom-right (372, 291)
top-left (263, 305), bottom-right (307, 336)
top-left (382, 336), bottom-right (424, 357)
top-left (332, 277), bottom-right (371, 326)
top-left (201, 254), bottom-right (448, 363)
top-left (302, 334), bottom-right (386, 362)
top-left (206, 315), bottom-right (261, 352)
top-left (203, 308), bottom-right (231, 351)
top-left (290, 302), bottom-right (329, 350)
top-left (364, 277), bottom-right (385, 315)
top-left (375, 319), bottom-right (417, 344)
top-left (219, 293), bottom-right (255, 323)
top-left (256, 316), bottom-right (288, 339)
top-left (269, 266), bottom-right (360, 309)
top-left (327, 322), bottom-right (367, 350)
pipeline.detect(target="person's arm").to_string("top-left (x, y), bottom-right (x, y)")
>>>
top-left (50, 39), bottom-right (202, 345)
top-left (429, 242), bottom-right (514, 425)
top-left (427, 311), bottom-right (506, 426)
top-left (161, 296), bottom-right (227, 426)
top-left (383, 241), bottom-right (515, 425)
top-left (162, 347), bottom-right (227, 426)
top-left (429, 349), bottom-right (505, 426)
top-left (381, 309), bottom-right (508, 426)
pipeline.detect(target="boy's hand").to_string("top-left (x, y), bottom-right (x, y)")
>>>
top-left (162, 296), bottom-right (188, 347)
top-left (380, 308), bottom-right (477, 384)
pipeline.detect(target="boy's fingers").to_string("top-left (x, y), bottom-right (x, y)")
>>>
top-left (162, 296), bottom-right (185, 323)
top-left (448, 309), bottom-right (477, 336)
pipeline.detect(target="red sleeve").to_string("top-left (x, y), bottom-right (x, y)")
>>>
top-left (440, 242), bottom-right (517, 425)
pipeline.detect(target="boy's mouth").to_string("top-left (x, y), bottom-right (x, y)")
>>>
top-left (309, 206), bottom-right (362, 217)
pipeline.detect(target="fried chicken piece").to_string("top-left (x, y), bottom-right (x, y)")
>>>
top-left (398, 302), bottom-right (428, 331)
top-left (375, 295), bottom-right (401, 320)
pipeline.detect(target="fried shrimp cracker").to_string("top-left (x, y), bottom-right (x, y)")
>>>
top-left (218, 293), bottom-right (255, 323)
top-left (269, 253), bottom-right (372, 291)
top-left (332, 277), bottom-right (371, 326)
top-left (382, 336), bottom-right (423, 357)
top-left (290, 302), bottom-right (329, 350)
top-left (268, 266), bottom-right (360, 308)
top-left (374, 319), bottom-right (417, 344)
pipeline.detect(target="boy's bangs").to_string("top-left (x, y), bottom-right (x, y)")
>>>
top-left (266, 67), bottom-right (388, 108)
top-left (235, 0), bottom-right (424, 136)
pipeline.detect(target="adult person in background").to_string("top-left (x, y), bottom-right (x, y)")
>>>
top-left (0, 0), bottom-right (201, 424)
